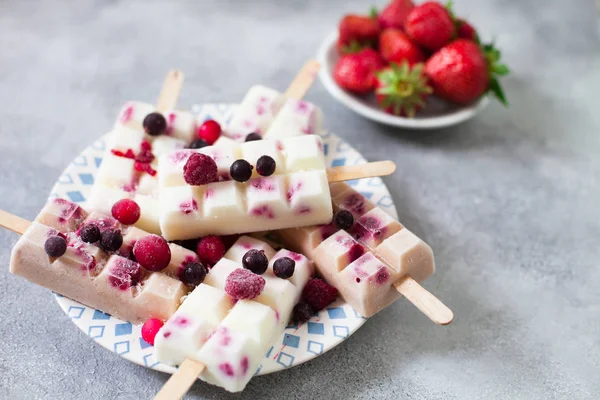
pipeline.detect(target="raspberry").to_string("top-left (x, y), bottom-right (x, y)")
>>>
top-left (79, 223), bottom-right (101, 243)
top-left (111, 199), bottom-right (141, 225)
top-left (293, 301), bottom-right (315, 323)
top-left (141, 318), bottom-right (164, 346)
top-left (273, 257), bottom-right (295, 279)
top-left (100, 228), bottom-right (123, 252)
top-left (196, 235), bottom-right (225, 266)
top-left (302, 278), bottom-right (338, 311)
top-left (197, 120), bottom-right (222, 145)
top-left (334, 209), bottom-right (354, 230)
top-left (183, 153), bottom-right (218, 186)
top-left (242, 249), bottom-right (268, 275)
top-left (256, 155), bottom-right (276, 177)
top-left (225, 268), bottom-right (265, 300)
top-left (44, 236), bottom-right (67, 257)
top-left (133, 234), bottom-right (172, 272)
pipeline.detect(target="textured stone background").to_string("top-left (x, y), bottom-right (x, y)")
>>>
top-left (0, 0), bottom-right (599, 399)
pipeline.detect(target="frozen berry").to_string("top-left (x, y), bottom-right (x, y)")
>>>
top-left (334, 209), bottom-right (354, 230)
top-left (245, 133), bottom-right (262, 142)
top-left (187, 139), bottom-right (208, 149)
top-left (181, 262), bottom-right (208, 286)
top-left (273, 257), bottom-right (295, 279)
top-left (197, 120), bottom-right (221, 145)
top-left (242, 249), bottom-right (268, 275)
top-left (111, 199), bottom-right (141, 225)
top-left (141, 318), bottom-right (164, 346)
top-left (143, 112), bottom-right (167, 136)
top-left (100, 228), bottom-right (123, 252)
top-left (302, 278), bottom-right (338, 311)
top-left (225, 268), bottom-right (265, 300)
top-left (44, 236), bottom-right (67, 257)
top-left (230, 159), bottom-right (253, 182)
top-left (256, 155), bottom-right (276, 177)
top-left (183, 153), bottom-right (218, 186)
top-left (293, 301), bottom-right (314, 323)
top-left (196, 235), bottom-right (225, 265)
top-left (133, 234), bottom-right (171, 272)
top-left (79, 223), bottom-right (100, 243)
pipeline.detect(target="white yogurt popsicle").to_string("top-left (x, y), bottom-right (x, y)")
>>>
top-left (157, 135), bottom-right (333, 239)
top-left (279, 182), bottom-right (436, 318)
top-left (154, 236), bottom-right (313, 392)
top-left (222, 85), bottom-right (322, 142)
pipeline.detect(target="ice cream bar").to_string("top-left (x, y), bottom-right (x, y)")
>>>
top-left (278, 182), bottom-right (435, 318)
top-left (157, 135), bottom-right (333, 239)
top-left (223, 85), bottom-right (322, 142)
top-left (9, 198), bottom-right (195, 324)
top-left (154, 236), bottom-right (313, 392)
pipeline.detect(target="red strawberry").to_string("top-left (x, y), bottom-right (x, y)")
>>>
top-left (379, 28), bottom-right (425, 66)
top-left (334, 48), bottom-right (384, 94)
top-left (424, 39), bottom-right (509, 105)
top-left (405, 2), bottom-right (454, 51)
top-left (378, 0), bottom-right (415, 30)
top-left (375, 61), bottom-right (432, 117)
top-left (456, 19), bottom-right (478, 42)
top-left (338, 13), bottom-right (381, 53)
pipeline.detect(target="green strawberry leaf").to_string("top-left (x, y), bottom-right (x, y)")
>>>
top-left (369, 7), bottom-right (378, 19)
top-left (488, 77), bottom-right (508, 106)
top-left (493, 64), bottom-right (510, 76)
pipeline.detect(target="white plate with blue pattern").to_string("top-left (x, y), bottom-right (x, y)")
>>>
top-left (48, 103), bottom-right (398, 377)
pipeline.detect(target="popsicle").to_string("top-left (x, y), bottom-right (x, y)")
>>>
top-left (2, 198), bottom-right (203, 324)
top-left (87, 70), bottom-right (190, 234)
top-left (221, 60), bottom-right (322, 142)
top-left (157, 134), bottom-right (396, 239)
top-left (278, 182), bottom-right (453, 325)
top-left (154, 236), bottom-right (313, 395)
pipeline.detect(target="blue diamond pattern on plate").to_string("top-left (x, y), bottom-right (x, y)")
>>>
top-left (307, 340), bottom-right (324, 355)
top-left (282, 334), bottom-right (300, 348)
top-left (115, 323), bottom-right (132, 336)
top-left (50, 103), bottom-right (399, 377)
top-left (276, 352), bottom-right (295, 368)
top-left (307, 322), bottom-right (325, 335)
top-left (88, 326), bottom-right (105, 339)
top-left (327, 307), bottom-right (347, 319)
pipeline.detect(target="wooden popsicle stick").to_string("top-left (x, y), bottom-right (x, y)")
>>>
top-left (156, 69), bottom-right (185, 112)
top-left (394, 276), bottom-right (454, 325)
top-left (0, 210), bottom-right (31, 235)
top-left (284, 60), bottom-right (320, 100)
top-left (154, 359), bottom-right (205, 400)
top-left (327, 160), bottom-right (396, 183)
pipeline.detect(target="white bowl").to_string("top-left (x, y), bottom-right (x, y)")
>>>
top-left (316, 31), bottom-right (489, 129)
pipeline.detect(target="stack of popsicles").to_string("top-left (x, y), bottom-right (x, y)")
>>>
top-left (1, 66), bottom-right (452, 397)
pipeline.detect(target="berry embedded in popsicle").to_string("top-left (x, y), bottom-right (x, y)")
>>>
top-left (153, 236), bottom-right (315, 392)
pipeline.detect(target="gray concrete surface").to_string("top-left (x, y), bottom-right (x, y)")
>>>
top-left (1, 0), bottom-right (599, 399)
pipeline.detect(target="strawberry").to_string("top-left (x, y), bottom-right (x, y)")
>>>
top-left (334, 48), bottom-right (385, 94)
top-left (456, 19), bottom-right (478, 42)
top-left (424, 39), bottom-right (509, 105)
top-left (379, 28), bottom-right (425, 66)
top-left (375, 61), bottom-right (432, 117)
top-left (338, 12), bottom-right (381, 54)
top-left (378, 0), bottom-right (415, 30)
top-left (405, 1), bottom-right (454, 51)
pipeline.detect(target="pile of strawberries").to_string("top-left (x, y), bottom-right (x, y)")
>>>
top-left (333, 0), bottom-right (509, 117)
